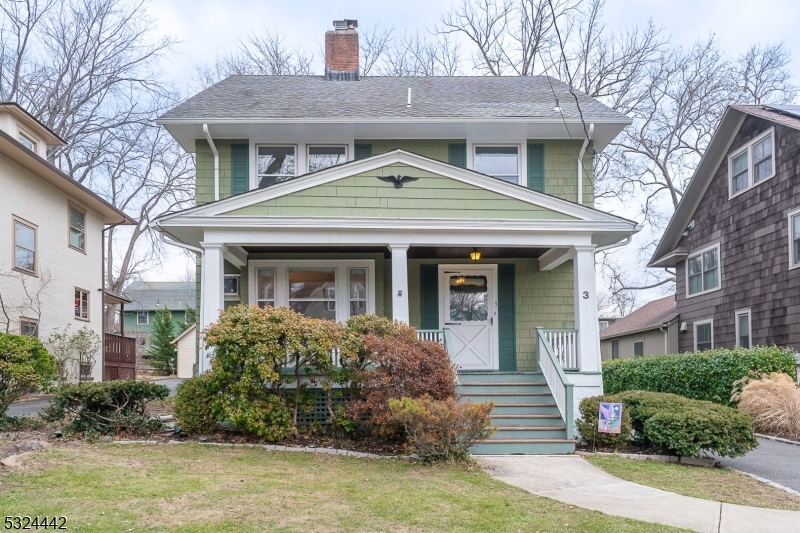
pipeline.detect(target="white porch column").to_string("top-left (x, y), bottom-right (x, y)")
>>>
top-left (199, 242), bottom-right (225, 373)
top-left (390, 244), bottom-right (410, 323)
top-left (573, 244), bottom-right (601, 373)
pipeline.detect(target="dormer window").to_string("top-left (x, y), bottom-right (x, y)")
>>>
top-left (729, 128), bottom-right (775, 197)
top-left (18, 132), bottom-right (36, 153)
top-left (257, 145), bottom-right (295, 188)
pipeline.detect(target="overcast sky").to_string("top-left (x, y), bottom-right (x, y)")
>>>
top-left (143, 0), bottom-right (800, 289)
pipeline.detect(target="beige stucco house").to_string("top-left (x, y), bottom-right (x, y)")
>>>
top-left (0, 102), bottom-right (134, 381)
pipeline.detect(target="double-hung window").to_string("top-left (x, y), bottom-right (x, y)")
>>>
top-left (790, 208), bottom-right (800, 269)
top-left (633, 341), bottom-right (644, 357)
top-left (735, 309), bottom-right (751, 349)
top-left (257, 146), bottom-right (295, 188)
top-left (694, 319), bottom-right (713, 351)
top-left (13, 217), bottom-right (36, 274)
top-left (137, 311), bottom-right (148, 325)
top-left (308, 146), bottom-right (347, 172)
top-left (687, 244), bottom-right (720, 297)
top-left (729, 128), bottom-right (775, 197)
top-left (611, 340), bottom-right (619, 360)
top-left (75, 288), bottom-right (89, 320)
top-left (69, 205), bottom-right (86, 251)
top-left (251, 261), bottom-right (374, 321)
top-left (20, 317), bottom-right (38, 338)
top-left (474, 146), bottom-right (520, 184)
top-left (18, 132), bottom-right (36, 152)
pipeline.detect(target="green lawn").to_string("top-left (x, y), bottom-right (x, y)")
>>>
top-left (585, 455), bottom-right (800, 511)
top-left (0, 443), bottom-right (689, 532)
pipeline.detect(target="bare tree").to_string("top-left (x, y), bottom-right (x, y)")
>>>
top-left (737, 42), bottom-right (798, 105)
top-left (380, 31), bottom-right (462, 76)
top-left (360, 22), bottom-right (394, 76)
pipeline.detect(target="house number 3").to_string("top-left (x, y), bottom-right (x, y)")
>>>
top-left (582, 291), bottom-right (589, 299)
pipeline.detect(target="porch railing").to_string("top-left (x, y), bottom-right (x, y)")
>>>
top-left (543, 329), bottom-right (579, 371)
top-left (536, 327), bottom-right (574, 440)
top-left (103, 333), bottom-right (137, 381)
top-left (416, 329), bottom-right (454, 358)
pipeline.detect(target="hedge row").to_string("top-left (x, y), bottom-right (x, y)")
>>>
top-left (579, 390), bottom-right (757, 457)
top-left (602, 346), bottom-right (797, 406)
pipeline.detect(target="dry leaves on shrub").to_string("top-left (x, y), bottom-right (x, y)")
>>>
top-left (735, 373), bottom-right (800, 441)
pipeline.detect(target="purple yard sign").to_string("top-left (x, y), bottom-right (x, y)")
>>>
top-left (598, 402), bottom-right (623, 434)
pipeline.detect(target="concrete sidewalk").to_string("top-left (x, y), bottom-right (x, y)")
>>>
top-left (477, 455), bottom-right (800, 533)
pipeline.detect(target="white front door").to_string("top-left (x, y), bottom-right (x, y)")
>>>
top-left (439, 265), bottom-right (498, 370)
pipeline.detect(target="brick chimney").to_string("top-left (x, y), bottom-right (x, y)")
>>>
top-left (325, 19), bottom-right (359, 81)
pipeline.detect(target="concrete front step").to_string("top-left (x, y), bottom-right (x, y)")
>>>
top-left (459, 372), bottom-right (543, 383)
top-left (491, 426), bottom-right (567, 439)
top-left (471, 439), bottom-right (576, 455)
top-left (459, 382), bottom-right (551, 394)
top-left (491, 414), bottom-right (564, 427)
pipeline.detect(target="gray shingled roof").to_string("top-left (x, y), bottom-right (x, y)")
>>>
top-left (158, 75), bottom-right (627, 122)
top-left (123, 281), bottom-right (195, 312)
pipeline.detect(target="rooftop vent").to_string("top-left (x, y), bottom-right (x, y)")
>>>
top-left (326, 19), bottom-right (360, 81)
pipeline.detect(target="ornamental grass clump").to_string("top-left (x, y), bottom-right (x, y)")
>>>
top-left (733, 372), bottom-right (800, 441)
top-left (390, 396), bottom-right (495, 463)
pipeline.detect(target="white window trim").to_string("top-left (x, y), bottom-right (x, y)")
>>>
top-left (633, 339), bottom-right (645, 357)
top-left (248, 259), bottom-right (375, 321)
top-left (728, 127), bottom-right (776, 199)
top-left (307, 144), bottom-right (348, 173)
top-left (224, 274), bottom-right (240, 298)
top-left (254, 144), bottom-right (298, 189)
top-left (685, 242), bottom-right (722, 298)
top-left (472, 143), bottom-right (524, 186)
top-left (735, 308), bottom-right (752, 348)
top-left (693, 318), bottom-right (714, 352)
top-left (75, 287), bottom-right (90, 321)
top-left (17, 127), bottom-right (38, 153)
top-left (789, 206), bottom-right (800, 270)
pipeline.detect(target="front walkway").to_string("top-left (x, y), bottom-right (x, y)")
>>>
top-left (477, 455), bottom-right (800, 533)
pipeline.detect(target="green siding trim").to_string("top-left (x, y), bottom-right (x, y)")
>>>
top-left (419, 264), bottom-right (439, 329)
top-left (354, 144), bottom-right (372, 160)
top-left (224, 164), bottom-right (577, 220)
top-left (527, 144), bottom-right (544, 193)
top-left (497, 264), bottom-right (516, 371)
top-left (357, 139), bottom-right (465, 163)
top-left (231, 144), bottom-right (249, 196)
top-left (195, 138), bottom-right (249, 205)
top-left (448, 143), bottom-right (467, 168)
top-left (530, 139), bottom-right (594, 206)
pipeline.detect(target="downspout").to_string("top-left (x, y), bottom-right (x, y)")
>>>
top-left (152, 221), bottom-right (203, 255)
top-left (660, 323), bottom-right (668, 354)
top-left (578, 123), bottom-right (594, 205)
top-left (203, 124), bottom-right (219, 202)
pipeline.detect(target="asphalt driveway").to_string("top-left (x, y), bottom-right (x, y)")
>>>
top-left (716, 437), bottom-right (800, 492)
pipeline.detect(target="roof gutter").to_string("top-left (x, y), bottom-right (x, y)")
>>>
top-left (578, 123), bottom-right (594, 205)
top-left (151, 220), bottom-right (203, 255)
top-left (203, 124), bottom-right (219, 201)
top-left (594, 225), bottom-right (641, 254)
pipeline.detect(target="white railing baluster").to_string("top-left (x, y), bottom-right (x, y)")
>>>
top-left (542, 328), bottom-right (579, 371)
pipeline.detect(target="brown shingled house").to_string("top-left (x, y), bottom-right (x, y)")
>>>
top-left (599, 296), bottom-right (678, 360)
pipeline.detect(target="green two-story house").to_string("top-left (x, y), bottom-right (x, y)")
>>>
top-left (152, 19), bottom-right (638, 454)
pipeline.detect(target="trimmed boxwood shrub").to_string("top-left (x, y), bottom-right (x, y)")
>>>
top-left (173, 374), bottom-right (219, 434)
top-left (603, 347), bottom-right (797, 406)
top-left (576, 395), bottom-right (631, 449)
top-left (614, 391), bottom-right (757, 457)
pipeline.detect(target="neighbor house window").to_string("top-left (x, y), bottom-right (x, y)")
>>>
top-left (633, 341), bottom-right (644, 357)
top-left (474, 146), bottom-right (519, 184)
top-left (250, 261), bottom-right (374, 320)
top-left (729, 128), bottom-right (775, 197)
top-left (75, 288), bottom-right (89, 320)
top-left (224, 275), bottom-right (240, 297)
top-left (20, 317), bottom-right (38, 338)
top-left (790, 208), bottom-right (800, 269)
top-left (735, 309), bottom-right (751, 349)
top-left (13, 217), bottom-right (36, 274)
top-left (308, 146), bottom-right (347, 172)
top-left (257, 146), bottom-right (295, 187)
top-left (288, 269), bottom-right (336, 320)
top-left (611, 340), bottom-right (619, 360)
top-left (69, 205), bottom-right (86, 251)
top-left (137, 311), bottom-right (148, 325)
top-left (687, 244), bottom-right (720, 296)
top-left (18, 132), bottom-right (36, 152)
top-left (598, 320), bottom-right (610, 331)
top-left (694, 319), bottom-right (713, 351)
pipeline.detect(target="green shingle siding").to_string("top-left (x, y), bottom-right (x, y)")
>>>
top-left (533, 139), bottom-right (594, 206)
top-left (358, 139), bottom-right (465, 162)
top-left (195, 139), bottom-right (249, 205)
top-left (354, 144), bottom-right (372, 160)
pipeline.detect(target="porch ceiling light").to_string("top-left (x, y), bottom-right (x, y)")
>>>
top-left (470, 248), bottom-right (482, 262)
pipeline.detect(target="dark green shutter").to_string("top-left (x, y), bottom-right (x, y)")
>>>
top-left (527, 143), bottom-right (544, 192)
top-left (354, 144), bottom-right (372, 160)
top-left (231, 144), bottom-right (249, 196)
top-left (448, 143), bottom-right (467, 168)
top-left (498, 264), bottom-right (517, 371)
top-left (420, 264), bottom-right (439, 330)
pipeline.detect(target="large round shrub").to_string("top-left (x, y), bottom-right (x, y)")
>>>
top-left (576, 395), bottom-right (631, 449)
top-left (603, 347), bottom-right (797, 406)
top-left (173, 375), bottom-right (219, 434)
top-left (0, 332), bottom-right (57, 417)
